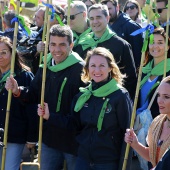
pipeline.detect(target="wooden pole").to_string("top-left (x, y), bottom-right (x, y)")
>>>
top-left (67, 0), bottom-right (71, 26)
top-left (37, 0), bottom-right (52, 168)
top-left (1, 0), bottom-right (20, 170)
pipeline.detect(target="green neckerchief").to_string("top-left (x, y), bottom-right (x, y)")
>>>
top-left (73, 28), bottom-right (92, 47)
top-left (140, 59), bottom-right (170, 88)
top-left (40, 51), bottom-right (84, 72)
top-left (74, 79), bottom-right (121, 131)
top-left (78, 26), bottom-right (116, 51)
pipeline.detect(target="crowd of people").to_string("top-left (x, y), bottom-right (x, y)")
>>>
top-left (0, 0), bottom-right (170, 170)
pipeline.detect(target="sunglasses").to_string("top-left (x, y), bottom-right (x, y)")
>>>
top-left (125, 5), bottom-right (137, 11)
top-left (0, 50), bottom-right (9, 58)
top-left (152, 7), bottom-right (167, 13)
top-left (65, 12), bottom-right (83, 20)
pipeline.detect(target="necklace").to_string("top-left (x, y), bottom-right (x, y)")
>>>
top-left (166, 117), bottom-right (170, 128)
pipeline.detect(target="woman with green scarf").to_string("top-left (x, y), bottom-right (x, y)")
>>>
top-left (38, 47), bottom-right (132, 170)
top-left (134, 27), bottom-right (170, 170)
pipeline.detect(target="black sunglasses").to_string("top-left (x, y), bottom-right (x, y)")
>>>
top-left (65, 12), bottom-right (83, 20)
top-left (125, 5), bottom-right (137, 11)
top-left (152, 7), bottom-right (167, 13)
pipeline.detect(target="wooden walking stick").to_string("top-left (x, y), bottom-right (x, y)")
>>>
top-left (163, 0), bottom-right (170, 78)
top-left (1, 0), bottom-right (20, 170)
top-left (39, 0), bottom-right (49, 65)
top-left (67, 0), bottom-right (71, 26)
top-left (122, 1), bottom-right (154, 169)
top-left (38, 0), bottom-right (52, 166)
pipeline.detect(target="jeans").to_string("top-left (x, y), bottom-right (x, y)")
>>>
top-left (40, 143), bottom-right (76, 170)
top-left (0, 142), bottom-right (25, 170)
top-left (75, 157), bottom-right (118, 170)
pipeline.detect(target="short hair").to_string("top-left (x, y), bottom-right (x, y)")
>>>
top-left (36, 7), bottom-right (46, 20)
top-left (88, 4), bottom-right (109, 17)
top-left (156, 0), bottom-right (168, 6)
top-left (101, 0), bottom-right (118, 6)
top-left (65, 1), bottom-right (87, 13)
top-left (49, 24), bottom-right (73, 45)
top-left (53, 4), bottom-right (65, 16)
top-left (81, 47), bottom-right (125, 85)
top-left (83, 0), bottom-right (96, 5)
top-left (3, 10), bottom-right (16, 28)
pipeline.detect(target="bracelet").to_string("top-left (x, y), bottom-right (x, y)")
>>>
top-left (13, 88), bottom-right (21, 97)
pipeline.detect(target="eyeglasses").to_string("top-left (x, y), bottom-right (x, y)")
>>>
top-left (0, 50), bottom-right (9, 58)
top-left (152, 8), bottom-right (167, 13)
top-left (125, 5), bottom-right (137, 11)
top-left (65, 12), bottom-right (83, 20)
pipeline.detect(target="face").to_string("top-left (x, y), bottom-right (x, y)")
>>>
top-left (34, 10), bottom-right (44, 27)
top-left (89, 8), bottom-right (109, 37)
top-left (156, 1), bottom-right (167, 23)
top-left (125, 2), bottom-right (138, 20)
top-left (49, 36), bottom-right (73, 64)
top-left (88, 55), bottom-right (111, 83)
top-left (0, 42), bottom-right (11, 71)
top-left (149, 34), bottom-right (165, 63)
top-left (106, 1), bottom-right (118, 23)
top-left (157, 82), bottom-right (170, 116)
top-left (65, 7), bottom-right (85, 32)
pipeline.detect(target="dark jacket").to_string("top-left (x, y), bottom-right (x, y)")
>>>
top-left (138, 70), bottom-right (170, 119)
top-left (0, 28), bottom-right (24, 42)
top-left (75, 35), bottom-right (137, 100)
top-left (0, 70), bottom-right (38, 143)
top-left (47, 80), bottom-right (132, 168)
top-left (19, 60), bottom-right (84, 155)
top-left (110, 11), bottom-right (143, 69)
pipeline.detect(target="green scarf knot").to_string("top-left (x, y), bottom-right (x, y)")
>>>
top-left (74, 79), bottom-right (120, 112)
top-left (40, 51), bottom-right (84, 72)
top-left (78, 26), bottom-right (116, 51)
top-left (140, 59), bottom-right (170, 88)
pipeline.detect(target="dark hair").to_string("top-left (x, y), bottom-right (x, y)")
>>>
top-left (49, 25), bottom-right (73, 45)
top-left (83, 0), bottom-right (96, 5)
top-left (3, 10), bottom-right (16, 28)
top-left (144, 27), bottom-right (170, 65)
top-left (101, 0), bottom-right (118, 6)
top-left (88, 4), bottom-right (109, 17)
top-left (53, 4), bottom-right (65, 16)
top-left (156, 0), bottom-right (168, 6)
top-left (123, 0), bottom-right (141, 21)
top-left (0, 36), bottom-right (30, 74)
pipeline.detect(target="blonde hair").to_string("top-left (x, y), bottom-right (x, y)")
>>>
top-left (81, 47), bottom-right (126, 85)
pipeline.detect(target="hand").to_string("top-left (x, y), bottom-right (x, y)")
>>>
top-left (37, 41), bottom-right (45, 53)
top-left (37, 102), bottom-right (50, 120)
top-left (5, 75), bottom-right (19, 95)
top-left (26, 143), bottom-right (35, 149)
top-left (124, 128), bottom-right (138, 147)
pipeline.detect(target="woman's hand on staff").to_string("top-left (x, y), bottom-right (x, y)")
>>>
top-left (5, 75), bottom-right (19, 95)
top-left (37, 102), bottom-right (50, 120)
top-left (124, 128), bottom-right (138, 148)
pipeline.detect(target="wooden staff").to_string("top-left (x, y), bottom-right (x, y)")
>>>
top-left (67, 0), bottom-right (71, 26)
top-left (163, 0), bottom-right (170, 78)
top-left (1, 0), bottom-right (20, 170)
top-left (122, 1), bottom-right (153, 169)
top-left (0, 1), bottom-right (4, 31)
top-left (37, 0), bottom-right (52, 167)
top-left (39, 0), bottom-right (49, 65)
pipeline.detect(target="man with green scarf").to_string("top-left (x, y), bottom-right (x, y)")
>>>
top-left (6, 25), bottom-right (85, 170)
top-left (64, 1), bottom-right (92, 51)
top-left (76, 4), bottom-right (137, 100)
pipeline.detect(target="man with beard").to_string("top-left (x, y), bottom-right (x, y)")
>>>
top-left (101, 0), bottom-right (143, 69)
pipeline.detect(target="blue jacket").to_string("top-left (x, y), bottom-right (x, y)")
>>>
top-left (110, 11), bottom-right (143, 69)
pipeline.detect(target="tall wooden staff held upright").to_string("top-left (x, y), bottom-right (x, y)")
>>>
top-left (122, 0), bottom-right (154, 169)
top-left (1, 0), bottom-right (20, 170)
top-left (37, 0), bottom-right (52, 168)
